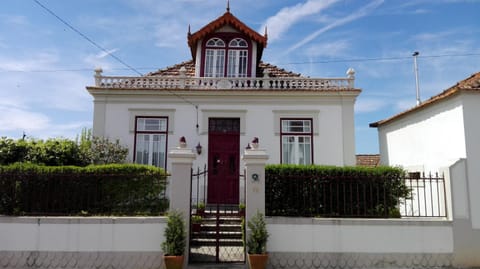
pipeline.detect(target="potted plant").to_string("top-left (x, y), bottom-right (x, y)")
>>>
top-left (246, 211), bottom-right (269, 269)
top-left (191, 215), bottom-right (202, 233)
top-left (239, 202), bottom-right (246, 215)
top-left (162, 211), bottom-right (186, 269)
top-left (196, 202), bottom-right (205, 216)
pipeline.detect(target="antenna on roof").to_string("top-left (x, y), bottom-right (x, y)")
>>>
top-left (413, 51), bottom-right (421, 106)
top-left (226, 0), bottom-right (230, 12)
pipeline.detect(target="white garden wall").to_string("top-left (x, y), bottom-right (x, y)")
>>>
top-left (0, 217), bottom-right (165, 252)
top-left (0, 216), bottom-right (455, 269)
top-left (0, 217), bottom-right (166, 269)
top-left (267, 218), bottom-right (452, 253)
top-left (266, 218), bottom-right (454, 268)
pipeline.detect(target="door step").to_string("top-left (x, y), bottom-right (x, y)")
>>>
top-left (190, 208), bottom-right (245, 263)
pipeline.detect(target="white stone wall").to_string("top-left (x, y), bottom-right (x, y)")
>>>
top-left (0, 217), bottom-right (166, 252)
top-left (267, 218), bottom-right (453, 253)
top-left (0, 217), bottom-right (455, 269)
top-left (460, 93), bottom-right (480, 229)
top-left (0, 217), bottom-right (166, 269)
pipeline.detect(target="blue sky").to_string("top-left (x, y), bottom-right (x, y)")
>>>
top-left (0, 0), bottom-right (479, 153)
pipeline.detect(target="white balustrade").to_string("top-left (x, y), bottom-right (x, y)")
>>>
top-left (94, 75), bottom-right (354, 90)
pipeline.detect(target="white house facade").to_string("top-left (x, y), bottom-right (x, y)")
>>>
top-left (86, 9), bottom-right (360, 205)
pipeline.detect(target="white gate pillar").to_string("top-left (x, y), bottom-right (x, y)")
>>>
top-left (167, 137), bottom-right (195, 266)
top-left (167, 137), bottom-right (196, 215)
top-left (242, 138), bottom-right (269, 222)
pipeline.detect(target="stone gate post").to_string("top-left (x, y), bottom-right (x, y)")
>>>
top-left (167, 137), bottom-right (196, 214)
top-left (167, 137), bottom-right (195, 266)
top-left (242, 138), bottom-right (269, 222)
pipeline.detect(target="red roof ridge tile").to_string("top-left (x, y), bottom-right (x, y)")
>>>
top-left (186, 11), bottom-right (267, 61)
top-left (188, 11), bottom-right (267, 49)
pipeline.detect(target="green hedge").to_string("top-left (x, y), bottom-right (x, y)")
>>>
top-left (0, 164), bottom-right (168, 216)
top-left (265, 165), bottom-right (410, 218)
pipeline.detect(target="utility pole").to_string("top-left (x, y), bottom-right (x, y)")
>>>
top-left (413, 51), bottom-right (421, 106)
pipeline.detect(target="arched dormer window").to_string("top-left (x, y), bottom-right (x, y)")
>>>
top-left (227, 38), bottom-right (248, 77)
top-left (203, 37), bottom-right (249, 78)
top-left (205, 38), bottom-right (226, 77)
top-left (207, 38), bottom-right (225, 47)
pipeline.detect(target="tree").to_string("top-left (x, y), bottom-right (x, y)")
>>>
top-left (0, 128), bottom-right (128, 166)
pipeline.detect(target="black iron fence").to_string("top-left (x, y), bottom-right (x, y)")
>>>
top-left (265, 169), bottom-right (447, 218)
top-left (400, 172), bottom-right (447, 218)
top-left (191, 165), bottom-right (208, 211)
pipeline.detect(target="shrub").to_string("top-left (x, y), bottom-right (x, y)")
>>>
top-left (162, 211), bottom-right (186, 256)
top-left (76, 129), bottom-right (128, 165)
top-left (0, 130), bottom-right (128, 167)
top-left (246, 211), bottom-right (269, 254)
top-left (0, 163), bottom-right (168, 216)
top-left (265, 165), bottom-right (410, 218)
top-left (0, 137), bottom-right (31, 165)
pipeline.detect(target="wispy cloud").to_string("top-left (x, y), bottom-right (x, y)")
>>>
top-left (0, 53), bottom-right (58, 72)
top-left (303, 39), bottom-right (351, 58)
top-left (0, 105), bottom-right (50, 132)
top-left (0, 103), bottom-right (91, 139)
top-left (261, 0), bottom-right (340, 42)
top-left (0, 14), bottom-right (29, 26)
top-left (285, 0), bottom-right (384, 54)
top-left (96, 48), bottom-right (119, 59)
top-left (355, 98), bottom-right (389, 113)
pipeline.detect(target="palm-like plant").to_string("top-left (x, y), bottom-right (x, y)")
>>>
top-left (246, 211), bottom-right (269, 254)
top-left (161, 211), bottom-right (186, 256)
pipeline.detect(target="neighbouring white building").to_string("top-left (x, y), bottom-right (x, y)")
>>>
top-left (370, 71), bottom-right (480, 174)
top-left (86, 8), bottom-right (360, 205)
top-left (370, 71), bottom-right (480, 234)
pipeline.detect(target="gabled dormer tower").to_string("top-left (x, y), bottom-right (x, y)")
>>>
top-left (187, 9), bottom-right (267, 78)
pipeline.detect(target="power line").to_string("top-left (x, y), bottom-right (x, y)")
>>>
top-left (3, 52), bottom-right (479, 73)
top-left (279, 53), bottom-right (480, 65)
top-left (32, 0), bottom-right (197, 107)
top-left (32, 0), bottom-right (141, 76)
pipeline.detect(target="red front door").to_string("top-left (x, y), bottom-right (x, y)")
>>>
top-left (208, 118), bottom-right (240, 204)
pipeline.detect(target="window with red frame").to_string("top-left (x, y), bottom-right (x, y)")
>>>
top-left (204, 37), bottom-right (248, 77)
top-left (281, 119), bottom-right (313, 165)
top-left (134, 117), bottom-right (168, 168)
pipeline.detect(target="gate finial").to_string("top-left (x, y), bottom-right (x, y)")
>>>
top-left (179, 136), bottom-right (187, 148)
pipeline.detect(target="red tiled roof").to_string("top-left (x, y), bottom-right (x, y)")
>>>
top-left (188, 11), bottom-right (267, 49)
top-left (147, 60), bottom-right (196, 76)
top-left (356, 154), bottom-right (380, 167)
top-left (147, 60), bottom-right (302, 78)
top-left (370, 71), bottom-right (480, 127)
top-left (187, 11), bottom-right (267, 60)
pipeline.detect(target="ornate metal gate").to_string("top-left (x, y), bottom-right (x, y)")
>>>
top-left (189, 166), bottom-right (245, 264)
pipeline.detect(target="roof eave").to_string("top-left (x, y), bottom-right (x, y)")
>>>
top-left (369, 88), bottom-right (467, 128)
